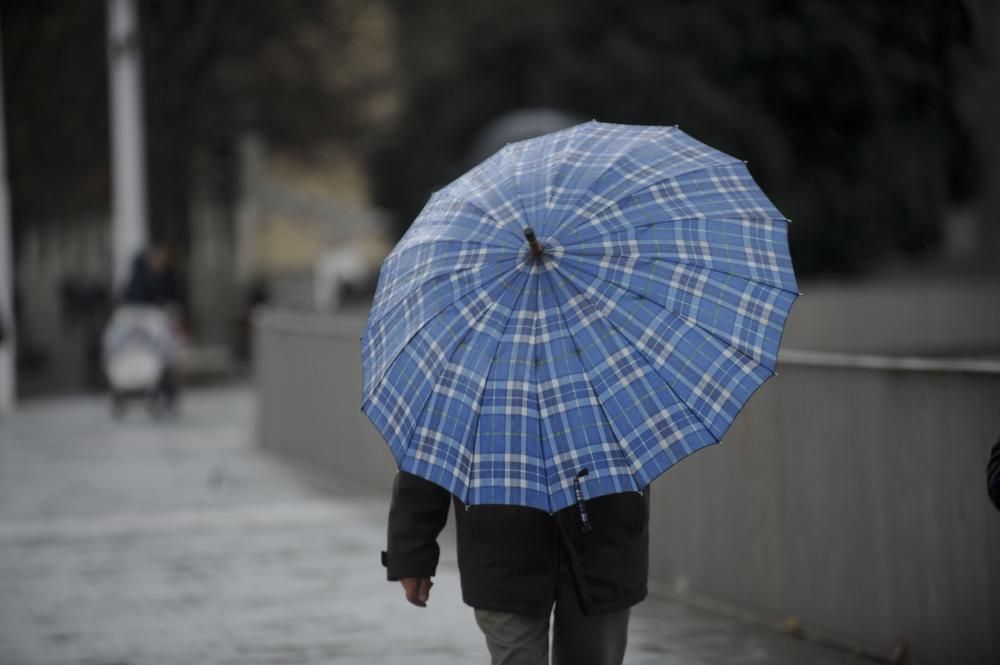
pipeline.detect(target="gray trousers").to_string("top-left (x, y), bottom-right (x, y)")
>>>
top-left (473, 575), bottom-right (630, 665)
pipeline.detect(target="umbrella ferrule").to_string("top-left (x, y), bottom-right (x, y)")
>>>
top-left (523, 227), bottom-right (545, 259)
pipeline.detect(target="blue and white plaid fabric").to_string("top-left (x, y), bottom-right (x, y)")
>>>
top-left (362, 121), bottom-right (798, 513)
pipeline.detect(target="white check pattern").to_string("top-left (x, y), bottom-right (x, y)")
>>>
top-left (362, 122), bottom-right (798, 513)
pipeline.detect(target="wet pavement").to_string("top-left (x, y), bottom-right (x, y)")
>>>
top-left (0, 387), bottom-right (870, 665)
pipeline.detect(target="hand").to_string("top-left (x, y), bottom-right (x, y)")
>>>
top-left (400, 577), bottom-right (433, 607)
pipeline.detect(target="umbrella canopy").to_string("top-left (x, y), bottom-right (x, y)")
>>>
top-left (361, 121), bottom-right (798, 513)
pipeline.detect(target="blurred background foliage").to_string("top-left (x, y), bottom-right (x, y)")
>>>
top-left (2, 0), bottom-right (983, 275)
top-left (372, 0), bottom-right (978, 274)
top-left (3, 0), bottom-right (396, 247)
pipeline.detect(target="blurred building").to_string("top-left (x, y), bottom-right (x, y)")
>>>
top-left (3, 0), bottom-right (400, 395)
top-left (4, 0), bottom-right (999, 384)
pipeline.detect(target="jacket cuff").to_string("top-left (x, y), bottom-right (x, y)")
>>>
top-left (381, 549), bottom-right (437, 581)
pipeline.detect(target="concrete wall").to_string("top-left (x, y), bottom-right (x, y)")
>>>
top-left (782, 277), bottom-right (1000, 355)
top-left (254, 310), bottom-right (395, 492)
top-left (15, 219), bottom-right (111, 396)
top-left (254, 307), bottom-right (1000, 665)
top-left (646, 355), bottom-right (1000, 665)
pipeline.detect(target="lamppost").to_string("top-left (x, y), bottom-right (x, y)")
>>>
top-left (0, 19), bottom-right (15, 414)
top-left (107, 0), bottom-right (148, 291)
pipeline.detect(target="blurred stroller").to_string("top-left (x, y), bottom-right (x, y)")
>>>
top-left (104, 244), bottom-right (185, 418)
top-left (103, 305), bottom-right (181, 417)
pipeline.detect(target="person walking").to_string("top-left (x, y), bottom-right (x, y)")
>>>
top-left (123, 244), bottom-right (183, 308)
top-left (383, 471), bottom-right (648, 665)
top-left (366, 123), bottom-right (797, 665)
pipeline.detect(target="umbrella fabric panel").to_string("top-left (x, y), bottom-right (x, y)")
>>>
top-left (432, 150), bottom-right (507, 202)
top-left (543, 129), bottom-right (740, 238)
top-left (568, 219), bottom-right (793, 294)
top-left (433, 131), bottom-right (549, 205)
top-left (428, 148), bottom-right (545, 247)
top-left (552, 262), bottom-right (775, 440)
top-left (534, 270), bottom-right (644, 511)
top-left (396, 195), bottom-right (522, 250)
top-left (399, 270), bottom-right (534, 498)
top-left (366, 242), bottom-right (510, 333)
top-left (541, 270), bottom-right (718, 498)
top-left (467, 272), bottom-right (549, 508)
top-left (362, 259), bottom-right (519, 396)
top-left (558, 164), bottom-right (790, 263)
top-left (512, 130), bottom-right (578, 234)
top-left (437, 122), bottom-right (738, 242)
top-left (559, 254), bottom-right (795, 368)
top-left (364, 267), bottom-right (527, 464)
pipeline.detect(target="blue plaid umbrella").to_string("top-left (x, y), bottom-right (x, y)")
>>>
top-left (362, 121), bottom-right (798, 513)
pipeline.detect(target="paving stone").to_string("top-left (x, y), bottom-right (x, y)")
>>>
top-left (0, 387), bottom-right (870, 664)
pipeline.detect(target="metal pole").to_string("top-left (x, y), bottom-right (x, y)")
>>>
top-left (107, 0), bottom-right (148, 291)
top-left (0, 18), bottom-right (16, 414)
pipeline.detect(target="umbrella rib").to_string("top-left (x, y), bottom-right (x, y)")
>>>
top-left (558, 254), bottom-right (784, 370)
top-left (363, 262), bottom-right (518, 369)
top-left (466, 269), bottom-right (537, 506)
top-left (546, 155), bottom-right (745, 240)
top-left (567, 246), bottom-right (797, 295)
top-left (396, 235), bottom-right (520, 255)
top-left (363, 261), bottom-right (526, 407)
top-left (378, 252), bottom-right (515, 297)
top-left (573, 246), bottom-right (799, 299)
top-left (540, 269), bottom-right (646, 494)
top-left (398, 269), bottom-right (531, 488)
top-left (397, 304), bottom-right (495, 485)
top-left (428, 192), bottom-right (527, 246)
top-left (541, 125), bottom-right (657, 234)
top-left (531, 271), bottom-right (555, 513)
top-left (366, 256), bottom-right (518, 332)
top-left (543, 124), bottom-right (684, 236)
top-left (565, 260), bottom-right (774, 400)
top-left (561, 214), bottom-right (791, 258)
top-left (550, 262), bottom-right (721, 446)
top-left (537, 123), bottom-right (591, 233)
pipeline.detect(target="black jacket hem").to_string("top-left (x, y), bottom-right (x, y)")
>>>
top-left (462, 588), bottom-right (648, 618)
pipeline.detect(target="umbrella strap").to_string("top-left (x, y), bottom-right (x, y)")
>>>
top-left (556, 518), bottom-right (599, 616)
top-left (573, 469), bottom-right (592, 533)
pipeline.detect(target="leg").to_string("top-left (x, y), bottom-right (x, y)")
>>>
top-left (159, 367), bottom-right (177, 402)
top-left (551, 579), bottom-right (630, 665)
top-left (474, 608), bottom-right (550, 665)
top-left (158, 366), bottom-right (179, 414)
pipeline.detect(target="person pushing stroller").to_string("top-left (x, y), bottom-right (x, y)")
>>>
top-left (102, 244), bottom-right (185, 416)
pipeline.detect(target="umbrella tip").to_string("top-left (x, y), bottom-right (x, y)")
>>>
top-left (524, 227), bottom-right (544, 259)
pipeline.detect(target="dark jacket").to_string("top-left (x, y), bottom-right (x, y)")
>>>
top-left (123, 255), bottom-right (182, 307)
top-left (383, 471), bottom-right (649, 617)
top-left (989, 438), bottom-right (1000, 512)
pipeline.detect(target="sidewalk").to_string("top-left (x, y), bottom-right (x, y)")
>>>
top-left (0, 387), bottom-right (868, 665)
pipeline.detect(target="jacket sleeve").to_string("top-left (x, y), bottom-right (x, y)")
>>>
top-left (988, 438), bottom-right (1000, 512)
top-left (383, 470), bottom-right (452, 580)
